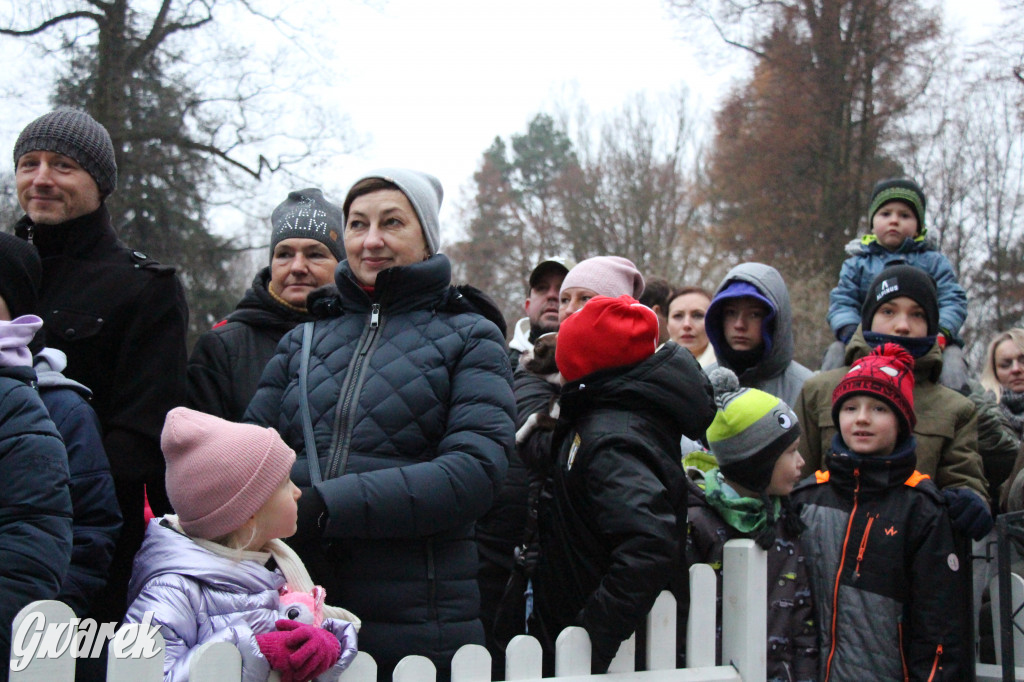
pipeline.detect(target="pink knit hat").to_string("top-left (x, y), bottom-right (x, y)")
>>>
top-left (559, 256), bottom-right (645, 300)
top-left (162, 407), bottom-right (296, 540)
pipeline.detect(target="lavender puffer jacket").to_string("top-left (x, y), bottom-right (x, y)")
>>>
top-left (125, 518), bottom-right (357, 682)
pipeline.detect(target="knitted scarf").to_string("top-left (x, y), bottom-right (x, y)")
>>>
top-left (1000, 388), bottom-right (1024, 439)
top-left (166, 515), bottom-right (361, 629)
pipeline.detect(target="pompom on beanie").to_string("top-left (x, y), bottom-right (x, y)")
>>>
top-left (832, 342), bottom-right (917, 437)
top-left (705, 367), bottom-right (801, 494)
top-left (555, 295), bottom-right (658, 382)
top-left (270, 188), bottom-right (345, 261)
top-left (860, 264), bottom-right (939, 336)
top-left (14, 108), bottom-right (117, 198)
top-left (343, 168), bottom-right (443, 256)
top-left (559, 256), bottom-right (645, 300)
top-left (869, 177), bottom-right (926, 231)
top-left (162, 407), bottom-right (296, 540)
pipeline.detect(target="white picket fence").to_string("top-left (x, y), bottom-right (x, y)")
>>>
top-left (8, 539), bottom-right (1024, 682)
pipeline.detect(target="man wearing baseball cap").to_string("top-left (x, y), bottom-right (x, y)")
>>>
top-left (507, 257), bottom-right (571, 366)
top-left (12, 108), bottom-right (189, 630)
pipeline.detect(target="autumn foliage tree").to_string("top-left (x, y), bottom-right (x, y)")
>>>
top-left (677, 0), bottom-right (942, 280)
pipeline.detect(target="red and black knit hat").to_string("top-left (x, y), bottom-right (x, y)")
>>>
top-left (555, 295), bottom-right (658, 382)
top-left (832, 342), bottom-right (916, 435)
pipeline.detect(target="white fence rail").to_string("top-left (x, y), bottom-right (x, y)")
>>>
top-left (8, 539), bottom-right (1023, 681)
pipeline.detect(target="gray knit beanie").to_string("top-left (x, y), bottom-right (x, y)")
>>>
top-left (345, 168), bottom-right (443, 255)
top-left (14, 109), bottom-right (117, 197)
top-left (270, 188), bottom-right (345, 261)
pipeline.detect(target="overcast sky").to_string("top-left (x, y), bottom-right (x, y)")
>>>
top-left (1, 0), bottom-right (1007, 239)
top-left (317, 0), bottom-right (1005, 234)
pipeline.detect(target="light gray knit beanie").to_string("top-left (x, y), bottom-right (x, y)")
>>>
top-left (14, 109), bottom-right (117, 197)
top-left (345, 168), bottom-right (443, 255)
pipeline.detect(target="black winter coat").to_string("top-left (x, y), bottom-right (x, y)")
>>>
top-left (188, 267), bottom-right (316, 421)
top-left (533, 344), bottom-right (716, 673)
top-left (245, 255), bottom-right (515, 680)
top-left (15, 205), bottom-right (188, 626)
top-left (0, 366), bottom-right (73, 678)
top-left (792, 435), bottom-right (966, 681)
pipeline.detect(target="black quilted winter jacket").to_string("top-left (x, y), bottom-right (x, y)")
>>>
top-left (244, 254), bottom-right (515, 680)
top-left (532, 344), bottom-right (716, 673)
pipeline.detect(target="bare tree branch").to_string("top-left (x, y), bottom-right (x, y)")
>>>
top-left (0, 11), bottom-right (103, 36)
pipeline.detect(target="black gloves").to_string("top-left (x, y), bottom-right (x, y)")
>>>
top-left (942, 487), bottom-right (993, 540)
top-left (292, 486), bottom-right (327, 544)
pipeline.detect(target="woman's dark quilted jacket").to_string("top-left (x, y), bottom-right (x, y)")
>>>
top-left (245, 254), bottom-right (515, 679)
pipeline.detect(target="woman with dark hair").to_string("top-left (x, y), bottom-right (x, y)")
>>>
top-left (246, 169), bottom-right (515, 680)
top-left (666, 286), bottom-right (715, 368)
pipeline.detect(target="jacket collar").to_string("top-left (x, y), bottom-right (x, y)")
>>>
top-left (825, 433), bottom-right (918, 493)
top-left (334, 254), bottom-right (453, 313)
top-left (226, 266), bottom-right (317, 330)
top-left (845, 326), bottom-right (943, 383)
top-left (14, 205), bottom-right (116, 259)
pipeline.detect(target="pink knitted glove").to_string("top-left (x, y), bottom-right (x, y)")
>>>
top-left (276, 619), bottom-right (341, 681)
top-left (255, 628), bottom-right (294, 673)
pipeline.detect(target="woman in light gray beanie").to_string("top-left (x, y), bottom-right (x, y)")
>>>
top-left (342, 168), bottom-right (443, 257)
top-left (244, 166), bottom-right (515, 679)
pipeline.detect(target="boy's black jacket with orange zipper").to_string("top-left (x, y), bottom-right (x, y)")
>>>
top-left (791, 434), bottom-right (965, 681)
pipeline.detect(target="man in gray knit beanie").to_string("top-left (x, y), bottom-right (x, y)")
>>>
top-left (14, 109), bottom-right (118, 226)
top-left (11, 107), bottom-right (189, 634)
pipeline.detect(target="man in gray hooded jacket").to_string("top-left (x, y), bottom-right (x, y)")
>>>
top-left (703, 262), bottom-right (812, 407)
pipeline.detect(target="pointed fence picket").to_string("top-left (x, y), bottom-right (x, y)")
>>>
top-left (11, 539), bottom-right (1015, 682)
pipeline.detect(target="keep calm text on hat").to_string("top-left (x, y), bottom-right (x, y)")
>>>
top-left (270, 188), bottom-right (345, 261)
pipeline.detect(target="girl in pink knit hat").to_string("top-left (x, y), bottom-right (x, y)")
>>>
top-left (124, 407), bottom-right (359, 682)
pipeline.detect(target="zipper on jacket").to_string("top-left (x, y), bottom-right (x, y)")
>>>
top-left (25, 224), bottom-right (34, 244)
top-left (325, 304), bottom-right (384, 478)
top-left (854, 514), bottom-right (876, 578)
top-left (824, 468), bottom-right (860, 682)
top-left (927, 644), bottom-right (943, 681)
top-left (899, 620), bottom-right (909, 681)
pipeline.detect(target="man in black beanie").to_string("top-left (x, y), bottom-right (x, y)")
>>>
top-left (187, 188), bottom-right (342, 421)
top-left (12, 108), bottom-right (188, 632)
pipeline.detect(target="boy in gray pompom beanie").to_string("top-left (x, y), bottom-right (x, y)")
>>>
top-left (343, 168), bottom-right (444, 255)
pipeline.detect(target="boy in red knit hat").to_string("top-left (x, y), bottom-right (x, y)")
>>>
top-left (792, 343), bottom-right (965, 680)
top-left (532, 295), bottom-right (716, 673)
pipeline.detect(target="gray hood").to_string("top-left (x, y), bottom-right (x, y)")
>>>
top-left (33, 347), bottom-right (91, 397)
top-left (705, 262), bottom-right (797, 386)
